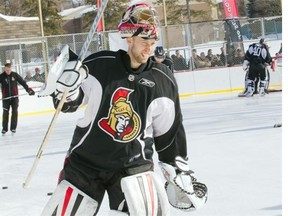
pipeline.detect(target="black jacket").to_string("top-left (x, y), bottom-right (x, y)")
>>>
top-left (55, 49), bottom-right (188, 175)
top-left (150, 56), bottom-right (174, 73)
top-left (0, 71), bottom-right (30, 98)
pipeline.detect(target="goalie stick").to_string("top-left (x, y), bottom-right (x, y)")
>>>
top-left (22, 0), bottom-right (109, 189)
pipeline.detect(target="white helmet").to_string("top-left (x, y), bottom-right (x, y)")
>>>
top-left (118, 3), bottom-right (160, 40)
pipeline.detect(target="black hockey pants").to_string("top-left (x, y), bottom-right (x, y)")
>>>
top-left (2, 98), bottom-right (19, 131)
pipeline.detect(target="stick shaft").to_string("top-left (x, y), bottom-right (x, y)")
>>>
top-left (78, 0), bottom-right (109, 62)
top-left (23, 90), bottom-right (68, 188)
top-left (0, 90), bottom-right (40, 101)
top-left (0, 94), bottom-right (24, 100)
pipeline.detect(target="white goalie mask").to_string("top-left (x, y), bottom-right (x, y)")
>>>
top-left (118, 3), bottom-right (160, 40)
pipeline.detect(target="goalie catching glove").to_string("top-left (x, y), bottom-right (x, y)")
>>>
top-left (54, 48), bottom-right (88, 102)
top-left (159, 156), bottom-right (208, 211)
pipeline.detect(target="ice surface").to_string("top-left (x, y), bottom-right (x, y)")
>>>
top-left (0, 92), bottom-right (282, 216)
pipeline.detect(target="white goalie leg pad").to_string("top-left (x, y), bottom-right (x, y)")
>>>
top-left (121, 171), bottom-right (170, 216)
top-left (159, 162), bottom-right (208, 211)
top-left (244, 79), bottom-right (255, 97)
top-left (41, 180), bottom-right (98, 216)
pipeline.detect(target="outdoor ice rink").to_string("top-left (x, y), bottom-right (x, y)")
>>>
top-left (0, 91), bottom-right (283, 216)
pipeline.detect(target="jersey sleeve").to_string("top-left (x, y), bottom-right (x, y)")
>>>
top-left (154, 98), bottom-right (187, 165)
top-left (151, 65), bottom-right (187, 165)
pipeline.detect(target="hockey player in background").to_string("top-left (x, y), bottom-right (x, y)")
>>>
top-left (42, 3), bottom-right (207, 215)
top-left (0, 63), bottom-right (35, 135)
top-left (151, 46), bottom-right (174, 73)
top-left (241, 38), bottom-right (272, 97)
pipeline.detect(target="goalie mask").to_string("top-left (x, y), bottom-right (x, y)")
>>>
top-left (118, 3), bottom-right (160, 40)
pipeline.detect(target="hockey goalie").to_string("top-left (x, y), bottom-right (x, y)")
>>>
top-left (40, 2), bottom-right (207, 216)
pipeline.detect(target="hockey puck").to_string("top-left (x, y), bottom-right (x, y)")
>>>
top-left (2, 186), bottom-right (8, 189)
top-left (47, 192), bottom-right (53, 196)
top-left (273, 123), bottom-right (282, 128)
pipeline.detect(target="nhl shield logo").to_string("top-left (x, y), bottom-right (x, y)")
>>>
top-left (98, 88), bottom-right (141, 143)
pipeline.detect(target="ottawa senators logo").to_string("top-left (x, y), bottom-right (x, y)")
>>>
top-left (98, 88), bottom-right (141, 143)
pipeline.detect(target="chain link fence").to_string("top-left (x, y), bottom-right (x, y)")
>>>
top-left (0, 16), bottom-right (282, 80)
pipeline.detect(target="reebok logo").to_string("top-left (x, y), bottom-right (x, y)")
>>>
top-left (138, 78), bottom-right (155, 88)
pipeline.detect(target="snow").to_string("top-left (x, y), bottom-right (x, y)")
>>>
top-left (0, 5), bottom-right (95, 22)
top-left (0, 91), bottom-right (282, 216)
top-left (0, 13), bottom-right (38, 22)
top-left (59, 5), bottom-right (96, 19)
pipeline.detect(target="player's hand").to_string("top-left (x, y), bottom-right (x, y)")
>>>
top-left (54, 60), bottom-right (88, 102)
top-left (27, 88), bottom-right (35, 96)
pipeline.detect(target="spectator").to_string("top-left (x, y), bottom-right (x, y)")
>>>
top-left (227, 44), bottom-right (236, 66)
top-left (211, 55), bottom-right (224, 67)
top-left (200, 52), bottom-right (209, 62)
top-left (33, 67), bottom-right (45, 83)
top-left (206, 49), bottom-right (213, 61)
top-left (233, 48), bottom-right (244, 65)
top-left (0, 63), bottom-right (35, 134)
top-left (173, 50), bottom-right (187, 71)
top-left (189, 49), bottom-right (210, 69)
top-left (188, 49), bottom-right (198, 69)
top-left (219, 47), bottom-right (227, 66)
top-left (24, 70), bottom-right (35, 82)
top-left (171, 54), bottom-right (176, 62)
top-left (151, 46), bottom-right (174, 72)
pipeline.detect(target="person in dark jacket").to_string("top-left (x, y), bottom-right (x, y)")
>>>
top-left (173, 50), bottom-right (188, 71)
top-left (150, 46), bottom-right (174, 72)
top-left (0, 63), bottom-right (35, 134)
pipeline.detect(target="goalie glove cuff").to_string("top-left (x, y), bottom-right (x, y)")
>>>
top-left (159, 156), bottom-right (208, 211)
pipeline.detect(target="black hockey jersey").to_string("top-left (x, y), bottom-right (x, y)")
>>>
top-left (244, 43), bottom-right (272, 65)
top-left (58, 49), bottom-right (187, 174)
